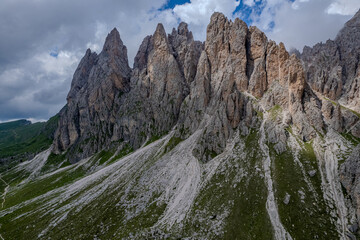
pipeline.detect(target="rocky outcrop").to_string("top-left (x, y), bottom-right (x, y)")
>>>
top-left (340, 145), bottom-right (360, 226)
top-left (54, 28), bottom-right (131, 160)
top-left (54, 23), bottom-right (200, 161)
top-left (176, 13), bottom-right (329, 161)
top-left (247, 26), bottom-right (268, 98)
top-left (53, 12), bottom-right (360, 170)
top-left (301, 9), bottom-right (360, 112)
top-left (168, 22), bottom-right (204, 84)
top-left (301, 9), bottom-right (360, 226)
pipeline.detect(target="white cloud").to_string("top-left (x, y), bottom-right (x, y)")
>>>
top-left (173, 0), bottom-right (240, 40)
top-left (243, 0), bottom-right (256, 7)
top-left (36, 51), bottom-right (79, 77)
top-left (0, 49), bottom-right (82, 120)
top-left (0, 0), bottom-right (171, 121)
top-left (0, 68), bottom-right (25, 89)
top-left (249, 0), bottom-right (355, 52)
top-left (327, 0), bottom-right (360, 15)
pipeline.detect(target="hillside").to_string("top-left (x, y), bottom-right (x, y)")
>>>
top-left (0, 115), bottom-right (59, 170)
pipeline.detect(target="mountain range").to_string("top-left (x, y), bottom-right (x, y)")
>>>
top-left (0, 10), bottom-right (360, 240)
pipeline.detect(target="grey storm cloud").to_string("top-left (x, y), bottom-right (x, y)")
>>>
top-left (0, 0), bottom-right (167, 69)
top-left (0, 0), bottom-right (358, 122)
top-left (0, 0), bottom-right (172, 122)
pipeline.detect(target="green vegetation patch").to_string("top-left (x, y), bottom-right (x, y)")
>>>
top-left (270, 142), bottom-right (339, 239)
top-left (1, 168), bottom-right (30, 188)
top-left (3, 166), bottom-right (86, 209)
top-left (204, 148), bottom-right (218, 160)
top-left (0, 115), bottom-right (59, 159)
top-left (107, 144), bottom-right (134, 165)
top-left (145, 135), bottom-right (162, 146)
top-left (341, 132), bottom-right (360, 145)
top-left (255, 109), bottom-right (264, 119)
top-left (97, 149), bottom-right (116, 165)
top-left (268, 105), bottom-right (282, 120)
top-left (41, 152), bottom-right (69, 174)
top-left (182, 130), bottom-right (274, 239)
top-left (164, 136), bottom-right (183, 153)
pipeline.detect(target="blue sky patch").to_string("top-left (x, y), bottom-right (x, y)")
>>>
top-left (50, 48), bottom-right (59, 58)
top-left (233, 0), bottom-right (265, 26)
top-left (161, 0), bottom-right (191, 10)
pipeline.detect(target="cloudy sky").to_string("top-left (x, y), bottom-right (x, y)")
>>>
top-left (0, 0), bottom-right (359, 122)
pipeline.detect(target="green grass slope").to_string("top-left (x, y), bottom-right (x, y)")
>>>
top-left (0, 115), bottom-right (59, 160)
top-left (0, 127), bottom-right (356, 239)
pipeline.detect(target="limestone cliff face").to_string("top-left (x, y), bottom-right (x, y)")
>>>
top-left (340, 145), bottom-right (360, 226)
top-left (54, 28), bottom-right (131, 160)
top-left (54, 23), bottom-right (201, 161)
top-left (53, 12), bottom-right (359, 171)
top-left (301, 9), bottom-right (360, 112)
top-left (300, 9), bottom-right (360, 228)
top-left (177, 13), bottom-right (326, 161)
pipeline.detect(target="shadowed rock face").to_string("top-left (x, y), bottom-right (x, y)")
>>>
top-left (54, 28), bottom-right (131, 160)
top-left (340, 145), bottom-right (360, 226)
top-left (301, 11), bottom-right (360, 225)
top-left (54, 24), bottom-right (200, 161)
top-left (301, 9), bottom-right (360, 112)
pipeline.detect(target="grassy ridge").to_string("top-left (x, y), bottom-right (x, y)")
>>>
top-left (0, 120), bottom-right (43, 149)
top-left (0, 115), bottom-right (59, 159)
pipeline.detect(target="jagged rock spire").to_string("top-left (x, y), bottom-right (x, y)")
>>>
top-left (67, 48), bottom-right (97, 102)
top-left (55, 11), bottom-right (360, 168)
top-left (54, 28), bottom-right (131, 156)
top-left (153, 23), bottom-right (170, 52)
top-left (101, 28), bottom-right (131, 79)
top-left (103, 28), bottom-right (121, 51)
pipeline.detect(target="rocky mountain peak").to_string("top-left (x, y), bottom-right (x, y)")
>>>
top-left (301, 8), bottom-right (360, 113)
top-left (67, 48), bottom-right (98, 102)
top-left (208, 12), bottom-right (227, 26)
top-left (53, 27), bottom-right (132, 156)
top-left (100, 27), bottom-right (131, 79)
top-left (344, 8), bottom-right (360, 27)
top-left (335, 8), bottom-right (360, 43)
top-left (153, 23), bottom-right (170, 52)
top-left (177, 22), bottom-right (190, 38)
top-left (103, 28), bottom-right (122, 52)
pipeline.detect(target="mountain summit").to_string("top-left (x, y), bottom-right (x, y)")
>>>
top-left (0, 11), bottom-right (360, 240)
